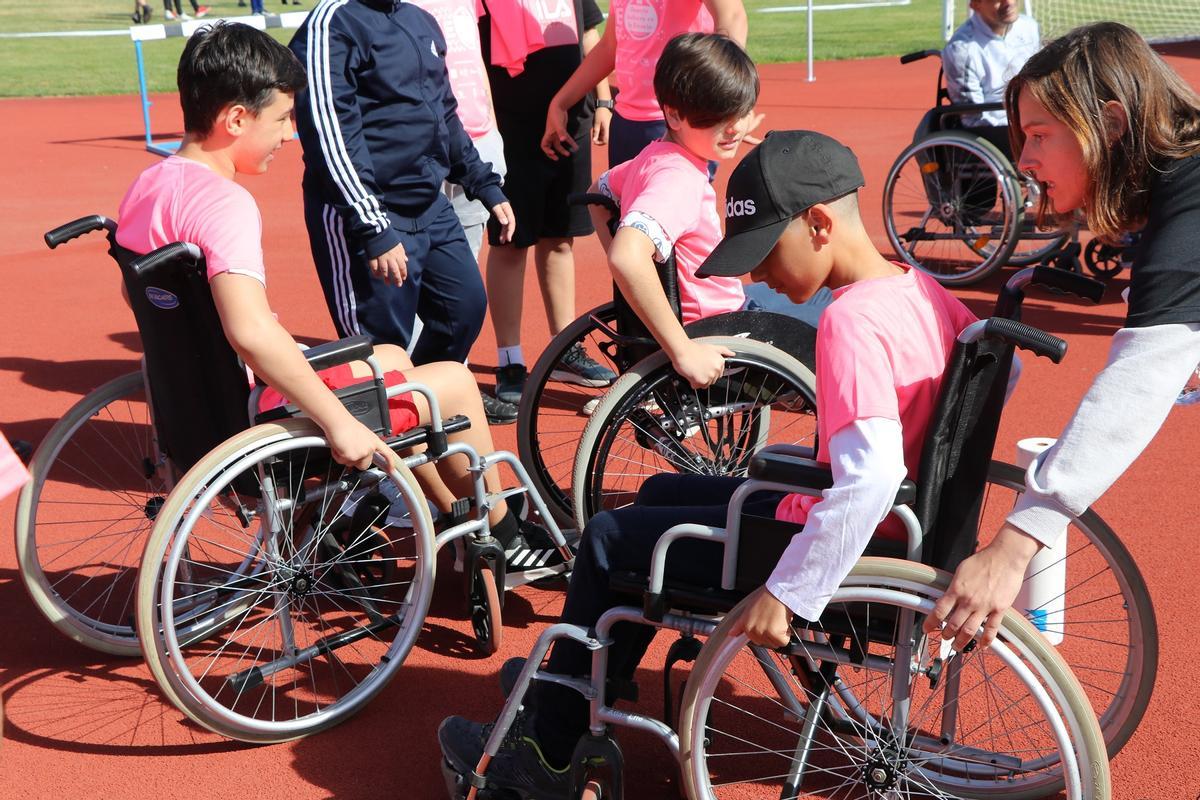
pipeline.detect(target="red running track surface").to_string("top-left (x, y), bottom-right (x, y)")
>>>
top-left (1, 50), bottom-right (1198, 799)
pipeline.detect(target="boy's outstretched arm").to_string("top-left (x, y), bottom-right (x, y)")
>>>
top-left (702, 0), bottom-right (748, 47)
top-left (543, 23), bottom-right (617, 160)
top-left (608, 227), bottom-right (733, 388)
top-left (210, 273), bottom-right (394, 470)
top-left (733, 418), bottom-right (907, 647)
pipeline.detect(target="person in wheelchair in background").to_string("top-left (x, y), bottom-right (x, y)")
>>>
top-left (116, 21), bottom-right (562, 574)
top-left (587, 32), bottom-right (829, 390)
top-left (942, 0), bottom-right (1039, 160)
top-left (438, 130), bottom-right (984, 797)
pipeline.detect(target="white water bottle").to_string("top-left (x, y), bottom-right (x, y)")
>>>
top-left (1012, 437), bottom-right (1066, 645)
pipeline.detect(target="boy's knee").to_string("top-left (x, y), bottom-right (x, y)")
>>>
top-left (579, 511), bottom-right (622, 569)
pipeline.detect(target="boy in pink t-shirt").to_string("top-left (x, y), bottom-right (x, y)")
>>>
top-left (437, 130), bottom-right (977, 789)
top-left (116, 22), bottom-right (561, 574)
top-left (590, 34), bottom-right (824, 388)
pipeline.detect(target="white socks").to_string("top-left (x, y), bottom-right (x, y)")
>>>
top-left (498, 345), bottom-right (525, 367)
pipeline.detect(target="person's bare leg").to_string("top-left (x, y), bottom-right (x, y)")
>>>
top-left (358, 350), bottom-right (509, 525)
top-left (534, 237), bottom-right (576, 338)
top-left (487, 244), bottom-right (529, 350)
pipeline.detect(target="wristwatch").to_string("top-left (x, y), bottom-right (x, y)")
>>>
top-left (596, 99), bottom-right (615, 111)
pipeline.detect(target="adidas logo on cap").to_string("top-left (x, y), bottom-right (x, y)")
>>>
top-left (726, 197), bottom-right (757, 218)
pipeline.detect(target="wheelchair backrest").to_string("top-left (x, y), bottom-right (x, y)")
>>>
top-left (108, 233), bottom-right (254, 475)
top-left (912, 335), bottom-right (1013, 573)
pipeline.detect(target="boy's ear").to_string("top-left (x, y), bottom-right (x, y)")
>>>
top-left (220, 102), bottom-right (253, 138)
top-left (662, 105), bottom-right (684, 132)
top-left (806, 204), bottom-right (833, 241)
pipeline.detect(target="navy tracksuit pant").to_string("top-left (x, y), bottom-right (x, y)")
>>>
top-left (305, 193), bottom-right (486, 365)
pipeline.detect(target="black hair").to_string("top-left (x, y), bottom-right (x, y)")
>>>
top-left (178, 21), bottom-right (307, 137)
top-left (653, 33), bottom-right (759, 129)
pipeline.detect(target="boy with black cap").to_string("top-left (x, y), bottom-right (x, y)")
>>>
top-left (437, 130), bottom-right (977, 795)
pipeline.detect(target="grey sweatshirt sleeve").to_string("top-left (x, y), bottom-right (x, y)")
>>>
top-left (1007, 322), bottom-right (1200, 547)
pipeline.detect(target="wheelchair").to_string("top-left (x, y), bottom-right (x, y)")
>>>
top-left (446, 266), bottom-right (1155, 799)
top-left (518, 194), bottom-right (819, 530)
top-left (16, 217), bottom-right (572, 739)
top-left (882, 49), bottom-right (1079, 287)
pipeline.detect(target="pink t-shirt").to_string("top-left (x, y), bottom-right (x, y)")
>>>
top-left (414, 0), bottom-right (497, 138)
top-left (0, 434), bottom-right (30, 502)
top-left (116, 156), bottom-right (266, 285)
top-left (599, 140), bottom-right (744, 323)
top-left (612, 0), bottom-right (714, 121)
top-left (776, 266), bottom-right (978, 526)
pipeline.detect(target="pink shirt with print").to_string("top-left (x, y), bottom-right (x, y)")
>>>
top-left (775, 266), bottom-right (978, 530)
top-left (612, 0), bottom-right (714, 121)
top-left (599, 140), bottom-right (744, 323)
top-left (413, 0), bottom-right (497, 138)
top-left (116, 156), bottom-right (266, 285)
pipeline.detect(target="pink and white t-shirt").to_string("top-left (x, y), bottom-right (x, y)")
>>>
top-left (775, 266), bottom-right (978, 528)
top-left (116, 156), bottom-right (266, 285)
top-left (612, 0), bottom-right (714, 121)
top-left (599, 140), bottom-right (744, 323)
top-left (414, 0), bottom-right (497, 138)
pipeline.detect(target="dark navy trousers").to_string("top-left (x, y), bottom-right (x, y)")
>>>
top-left (304, 194), bottom-right (486, 365)
top-left (533, 474), bottom-right (783, 763)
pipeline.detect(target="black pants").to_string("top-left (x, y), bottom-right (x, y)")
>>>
top-left (532, 474), bottom-right (782, 763)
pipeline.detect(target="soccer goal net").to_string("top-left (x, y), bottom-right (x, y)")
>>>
top-left (942, 1), bottom-right (1200, 44)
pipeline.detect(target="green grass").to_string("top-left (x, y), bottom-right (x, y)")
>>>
top-left (0, 0), bottom-right (959, 98)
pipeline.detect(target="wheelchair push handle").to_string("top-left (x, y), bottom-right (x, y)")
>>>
top-left (983, 317), bottom-right (1068, 363)
top-left (128, 241), bottom-right (204, 278)
top-left (569, 191), bottom-right (620, 235)
top-left (44, 215), bottom-right (116, 249)
top-left (899, 49), bottom-right (941, 65)
top-left (1030, 265), bottom-right (1106, 304)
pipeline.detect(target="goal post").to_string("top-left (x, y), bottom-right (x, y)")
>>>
top-left (941, 0), bottom-right (1200, 44)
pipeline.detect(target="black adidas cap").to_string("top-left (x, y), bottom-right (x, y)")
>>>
top-left (697, 130), bottom-right (865, 278)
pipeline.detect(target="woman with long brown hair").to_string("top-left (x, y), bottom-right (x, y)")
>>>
top-left (930, 21), bottom-right (1200, 649)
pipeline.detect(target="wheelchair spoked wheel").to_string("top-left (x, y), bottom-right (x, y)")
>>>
top-left (136, 418), bottom-right (435, 742)
top-left (469, 559), bottom-right (503, 655)
top-left (15, 371), bottom-right (169, 656)
top-left (971, 461), bottom-right (1156, 759)
top-left (518, 302), bottom-right (621, 528)
top-left (572, 337), bottom-right (817, 529)
top-left (678, 559), bottom-right (1111, 800)
top-left (884, 131), bottom-right (1023, 287)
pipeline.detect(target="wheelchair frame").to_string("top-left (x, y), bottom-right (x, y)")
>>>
top-left (448, 266), bottom-right (1155, 799)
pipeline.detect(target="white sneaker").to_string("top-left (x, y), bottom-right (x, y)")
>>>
top-left (164, 9), bottom-right (176, 18)
top-left (179, 11), bottom-right (191, 19)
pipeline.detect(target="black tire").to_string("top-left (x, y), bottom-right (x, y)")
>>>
top-left (883, 131), bottom-right (1022, 286)
top-left (517, 303), bottom-right (620, 527)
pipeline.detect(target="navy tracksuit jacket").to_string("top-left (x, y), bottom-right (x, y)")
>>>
top-left (290, 0), bottom-right (506, 363)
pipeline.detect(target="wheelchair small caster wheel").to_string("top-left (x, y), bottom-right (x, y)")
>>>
top-left (469, 557), bottom-right (504, 655)
top-left (1084, 238), bottom-right (1125, 279)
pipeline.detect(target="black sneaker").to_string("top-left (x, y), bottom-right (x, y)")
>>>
top-left (481, 391), bottom-right (518, 425)
top-left (500, 656), bottom-right (527, 699)
top-left (438, 715), bottom-right (571, 800)
top-left (494, 363), bottom-right (528, 406)
top-left (504, 520), bottom-right (569, 573)
top-left (550, 343), bottom-right (617, 388)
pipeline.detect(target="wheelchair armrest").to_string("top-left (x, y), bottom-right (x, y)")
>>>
top-left (302, 335), bottom-right (375, 373)
top-left (748, 451), bottom-right (916, 505)
top-left (758, 443), bottom-right (817, 461)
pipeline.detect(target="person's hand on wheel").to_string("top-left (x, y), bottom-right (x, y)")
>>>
top-left (923, 523), bottom-right (1040, 650)
top-left (669, 340), bottom-right (734, 389)
top-left (730, 586), bottom-right (792, 648)
top-left (368, 242), bottom-right (408, 287)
